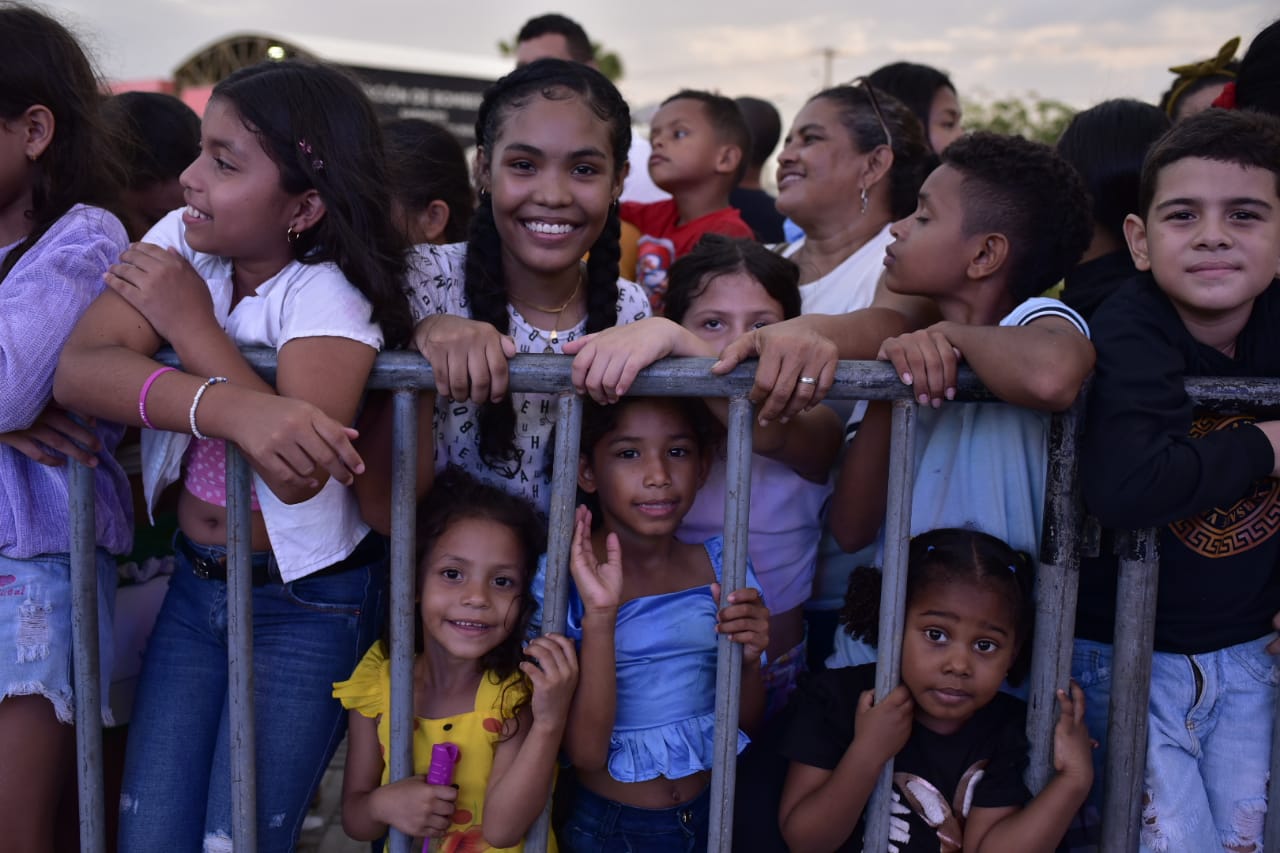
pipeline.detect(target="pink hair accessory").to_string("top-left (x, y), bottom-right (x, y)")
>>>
top-left (1212, 81), bottom-right (1237, 109)
top-left (138, 366), bottom-right (177, 429)
top-left (297, 138), bottom-right (325, 172)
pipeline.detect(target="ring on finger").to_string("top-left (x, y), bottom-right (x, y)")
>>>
top-left (797, 376), bottom-right (818, 385)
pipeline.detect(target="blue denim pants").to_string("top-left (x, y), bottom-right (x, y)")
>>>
top-left (1073, 634), bottom-right (1278, 853)
top-left (117, 534), bottom-right (387, 852)
top-left (561, 783), bottom-right (710, 853)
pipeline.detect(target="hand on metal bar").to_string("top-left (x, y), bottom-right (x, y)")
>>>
top-left (711, 324), bottom-right (837, 426)
top-left (412, 313), bottom-right (516, 405)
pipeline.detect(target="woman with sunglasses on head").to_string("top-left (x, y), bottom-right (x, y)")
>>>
top-left (774, 81), bottom-right (933, 317)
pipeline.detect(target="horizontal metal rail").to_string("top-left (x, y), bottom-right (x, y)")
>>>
top-left (66, 350), bottom-right (1274, 853)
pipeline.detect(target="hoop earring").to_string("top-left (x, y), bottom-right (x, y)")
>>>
top-left (286, 226), bottom-right (299, 244)
top-left (859, 187), bottom-right (869, 215)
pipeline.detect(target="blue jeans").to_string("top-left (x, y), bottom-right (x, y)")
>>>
top-left (117, 534), bottom-right (387, 852)
top-left (1073, 635), bottom-right (1277, 853)
top-left (561, 783), bottom-right (710, 853)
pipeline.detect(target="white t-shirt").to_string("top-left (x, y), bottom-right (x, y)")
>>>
top-left (827, 297), bottom-right (1089, 667)
top-left (140, 209), bottom-right (382, 581)
top-left (783, 224), bottom-right (894, 316)
top-left (406, 242), bottom-right (652, 513)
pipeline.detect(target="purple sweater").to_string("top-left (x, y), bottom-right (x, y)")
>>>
top-left (1, 205), bottom-right (132, 558)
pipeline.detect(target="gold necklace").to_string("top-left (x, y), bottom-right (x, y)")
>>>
top-left (509, 270), bottom-right (584, 351)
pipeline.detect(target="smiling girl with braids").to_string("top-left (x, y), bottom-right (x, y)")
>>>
top-left (358, 59), bottom-right (650, 525)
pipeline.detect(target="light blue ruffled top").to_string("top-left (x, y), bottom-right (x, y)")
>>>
top-left (530, 536), bottom-right (763, 783)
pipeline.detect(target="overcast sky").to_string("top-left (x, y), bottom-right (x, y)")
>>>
top-left (47, 0), bottom-right (1275, 126)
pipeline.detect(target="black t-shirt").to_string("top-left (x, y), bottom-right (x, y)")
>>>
top-left (1075, 273), bottom-right (1280, 653)
top-left (729, 187), bottom-right (786, 243)
top-left (779, 665), bottom-right (1030, 853)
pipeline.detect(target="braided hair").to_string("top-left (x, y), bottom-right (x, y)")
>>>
top-left (466, 59), bottom-right (631, 466)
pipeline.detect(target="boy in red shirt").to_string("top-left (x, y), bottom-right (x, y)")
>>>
top-left (622, 90), bottom-right (754, 311)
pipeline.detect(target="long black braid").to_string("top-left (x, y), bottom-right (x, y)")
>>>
top-left (465, 59), bottom-right (631, 466)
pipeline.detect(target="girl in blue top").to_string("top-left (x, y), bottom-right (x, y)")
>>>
top-left (532, 395), bottom-right (769, 852)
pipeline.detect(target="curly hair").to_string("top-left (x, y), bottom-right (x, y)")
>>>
top-left (941, 132), bottom-right (1091, 303)
top-left (466, 58), bottom-right (631, 466)
top-left (411, 466), bottom-right (547, 732)
top-left (211, 60), bottom-right (411, 347)
top-left (839, 527), bottom-right (1036, 686)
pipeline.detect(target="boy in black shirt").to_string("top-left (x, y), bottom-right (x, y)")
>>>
top-left (1075, 108), bottom-right (1280, 852)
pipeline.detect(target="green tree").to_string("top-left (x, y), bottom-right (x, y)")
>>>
top-left (962, 94), bottom-right (1076, 145)
top-left (496, 39), bottom-right (625, 82)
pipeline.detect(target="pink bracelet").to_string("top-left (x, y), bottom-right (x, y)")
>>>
top-left (138, 366), bottom-right (177, 429)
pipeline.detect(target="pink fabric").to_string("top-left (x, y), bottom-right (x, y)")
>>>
top-left (183, 438), bottom-right (260, 510)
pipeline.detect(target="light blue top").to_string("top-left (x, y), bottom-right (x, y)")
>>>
top-left (530, 536), bottom-right (762, 783)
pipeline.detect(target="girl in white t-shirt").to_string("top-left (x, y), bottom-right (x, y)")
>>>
top-left (55, 59), bottom-right (410, 851)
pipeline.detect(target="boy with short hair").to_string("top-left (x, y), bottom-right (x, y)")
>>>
top-left (1074, 108), bottom-right (1280, 852)
top-left (622, 90), bottom-right (755, 311)
top-left (826, 131), bottom-right (1095, 573)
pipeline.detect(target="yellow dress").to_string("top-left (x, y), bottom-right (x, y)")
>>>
top-left (334, 642), bottom-right (557, 853)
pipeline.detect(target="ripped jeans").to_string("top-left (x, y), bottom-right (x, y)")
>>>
top-left (117, 535), bottom-right (387, 852)
top-left (1073, 635), bottom-right (1278, 853)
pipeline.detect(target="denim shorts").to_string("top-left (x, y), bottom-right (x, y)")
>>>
top-left (0, 549), bottom-right (116, 725)
top-left (1073, 634), bottom-right (1278, 853)
top-left (561, 783), bottom-right (710, 853)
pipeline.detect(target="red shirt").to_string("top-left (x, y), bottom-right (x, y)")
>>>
top-left (621, 199), bottom-right (754, 313)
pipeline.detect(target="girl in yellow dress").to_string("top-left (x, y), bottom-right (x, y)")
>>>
top-left (335, 468), bottom-right (576, 851)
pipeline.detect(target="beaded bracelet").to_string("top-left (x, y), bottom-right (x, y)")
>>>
top-left (189, 377), bottom-right (229, 440)
top-left (137, 366), bottom-right (177, 429)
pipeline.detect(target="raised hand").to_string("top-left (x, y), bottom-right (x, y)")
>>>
top-left (877, 323), bottom-right (962, 409)
top-left (567, 505), bottom-right (623, 615)
top-left (103, 243), bottom-right (217, 343)
top-left (711, 583), bottom-right (770, 664)
top-left (0, 403), bottom-right (100, 467)
top-left (521, 633), bottom-right (580, 729)
top-left (411, 313), bottom-right (516, 405)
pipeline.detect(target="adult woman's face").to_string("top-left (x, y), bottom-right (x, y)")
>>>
top-left (774, 97), bottom-right (872, 231)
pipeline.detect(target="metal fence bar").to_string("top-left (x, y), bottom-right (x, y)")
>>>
top-left (1025, 403), bottom-right (1086, 793)
top-left (69, 460), bottom-right (106, 853)
top-left (864, 399), bottom-right (917, 853)
top-left (525, 392), bottom-right (585, 853)
top-left (1100, 527), bottom-right (1159, 853)
top-left (541, 393), bottom-right (585, 638)
top-left (387, 390), bottom-right (419, 853)
top-left (707, 397), bottom-right (754, 853)
top-left (1269, 674), bottom-right (1280, 847)
top-left (90, 350), bottom-right (1272, 852)
top-left (226, 445), bottom-right (258, 848)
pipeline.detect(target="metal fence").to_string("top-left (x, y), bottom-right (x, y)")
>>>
top-left (62, 350), bottom-right (1280, 852)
